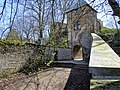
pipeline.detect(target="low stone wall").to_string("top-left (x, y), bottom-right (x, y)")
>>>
top-left (58, 48), bottom-right (72, 60)
top-left (0, 43), bottom-right (72, 73)
top-left (45, 47), bottom-right (72, 61)
top-left (0, 44), bottom-right (35, 73)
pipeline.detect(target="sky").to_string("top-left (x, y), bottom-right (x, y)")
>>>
top-left (86, 0), bottom-right (120, 29)
top-left (0, 0), bottom-right (120, 37)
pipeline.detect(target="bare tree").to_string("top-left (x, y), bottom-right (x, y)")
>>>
top-left (13, 16), bottom-right (38, 42)
top-left (108, 0), bottom-right (120, 20)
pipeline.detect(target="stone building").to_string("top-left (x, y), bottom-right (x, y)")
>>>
top-left (66, 0), bottom-right (101, 59)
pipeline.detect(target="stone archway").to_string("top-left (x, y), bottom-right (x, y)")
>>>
top-left (73, 45), bottom-right (83, 60)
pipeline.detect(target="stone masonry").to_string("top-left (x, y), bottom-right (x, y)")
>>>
top-left (66, 0), bottom-right (101, 59)
top-left (0, 44), bottom-right (72, 74)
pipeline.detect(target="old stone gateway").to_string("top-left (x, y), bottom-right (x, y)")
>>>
top-left (73, 45), bottom-right (82, 59)
top-left (65, 0), bottom-right (101, 60)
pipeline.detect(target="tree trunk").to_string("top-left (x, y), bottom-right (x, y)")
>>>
top-left (108, 0), bottom-right (120, 40)
top-left (108, 0), bottom-right (120, 17)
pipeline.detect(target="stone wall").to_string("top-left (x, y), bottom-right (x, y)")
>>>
top-left (57, 48), bottom-right (72, 60)
top-left (45, 47), bottom-right (72, 60)
top-left (67, 5), bottom-right (97, 48)
top-left (0, 44), bottom-right (35, 73)
top-left (0, 44), bottom-right (72, 73)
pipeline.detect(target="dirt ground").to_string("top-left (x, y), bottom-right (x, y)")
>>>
top-left (0, 67), bottom-right (91, 90)
top-left (0, 68), bottom-right (71, 90)
top-left (0, 68), bottom-right (120, 90)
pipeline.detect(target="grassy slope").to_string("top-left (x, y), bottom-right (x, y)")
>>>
top-left (91, 80), bottom-right (120, 90)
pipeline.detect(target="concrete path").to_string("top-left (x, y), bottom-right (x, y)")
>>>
top-left (89, 33), bottom-right (120, 79)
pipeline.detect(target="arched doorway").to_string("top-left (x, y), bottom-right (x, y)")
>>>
top-left (73, 45), bottom-right (83, 60)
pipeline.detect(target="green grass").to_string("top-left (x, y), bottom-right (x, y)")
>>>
top-left (91, 80), bottom-right (120, 90)
top-left (0, 39), bottom-right (26, 45)
top-left (0, 71), bottom-right (17, 79)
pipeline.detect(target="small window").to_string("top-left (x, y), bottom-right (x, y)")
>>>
top-left (74, 22), bottom-right (81, 30)
top-left (77, 22), bottom-right (81, 30)
top-left (73, 9), bottom-right (77, 14)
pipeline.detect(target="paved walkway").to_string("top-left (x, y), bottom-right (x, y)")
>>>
top-left (89, 33), bottom-right (120, 79)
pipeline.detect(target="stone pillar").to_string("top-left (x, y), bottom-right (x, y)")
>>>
top-left (78, 25), bottom-right (93, 63)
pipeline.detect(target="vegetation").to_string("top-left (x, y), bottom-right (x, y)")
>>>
top-left (0, 38), bottom-right (58, 74)
top-left (100, 27), bottom-right (117, 35)
top-left (99, 27), bottom-right (117, 42)
top-left (0, 71), bottom-right (17, 79)
top-left (99, 27), bottom-right (120, 46)
top-left (0, 39), bottom-right (25, 45)
top-left (0, 39), bottom-right (26, 51)
top-left (91, 80), bottom-right (120, 90)
top-left (18, 45), bottom-right (56, 74)
top-left (48, 23), bottom-right (68, 48)
top-left (0, 1), bottom-right (120, 89)
top-left (6, 29), bottom-right (20, 40)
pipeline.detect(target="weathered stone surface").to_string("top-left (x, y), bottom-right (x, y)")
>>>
top-left (67, 5), bottom-right (98, 48)
top-left (57, 48), bottom-right (72, 60)
top-left (78, 25), bottom-right (93, 62)
top-left (66, 4), bottom-right (99, 60)
top-left (45, 47), bottom-right (72, 60)
top-left (0, 44), bottom-right (35, 73)
top-left (0, 44), bottom-right (73, 73)
top-left (89, 33), bottom-right (120, 78)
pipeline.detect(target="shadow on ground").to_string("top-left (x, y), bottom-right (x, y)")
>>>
top-left (64, 67), bottom-right (91, 90)
top-left (0, 67), bottom-right (92, 90)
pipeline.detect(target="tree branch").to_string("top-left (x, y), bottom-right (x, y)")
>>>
top-left (108, 0), bottom-right (120, 17)
top-left (0, 0), bottom-right (7, 20)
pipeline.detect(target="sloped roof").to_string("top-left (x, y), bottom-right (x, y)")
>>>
top-left (66, 0), bottom-right (96, 13)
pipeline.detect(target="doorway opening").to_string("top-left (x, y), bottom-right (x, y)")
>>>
top-left (73, 45), bottom-right (83, 60)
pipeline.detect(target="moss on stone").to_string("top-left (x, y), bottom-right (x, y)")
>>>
top-left (0, 39), bottom-right (26, 45)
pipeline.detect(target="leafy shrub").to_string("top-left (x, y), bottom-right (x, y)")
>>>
top-left (0, 39), bottom-right (25, 45)
top-left (100, 27), bottom-right (117, 35)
